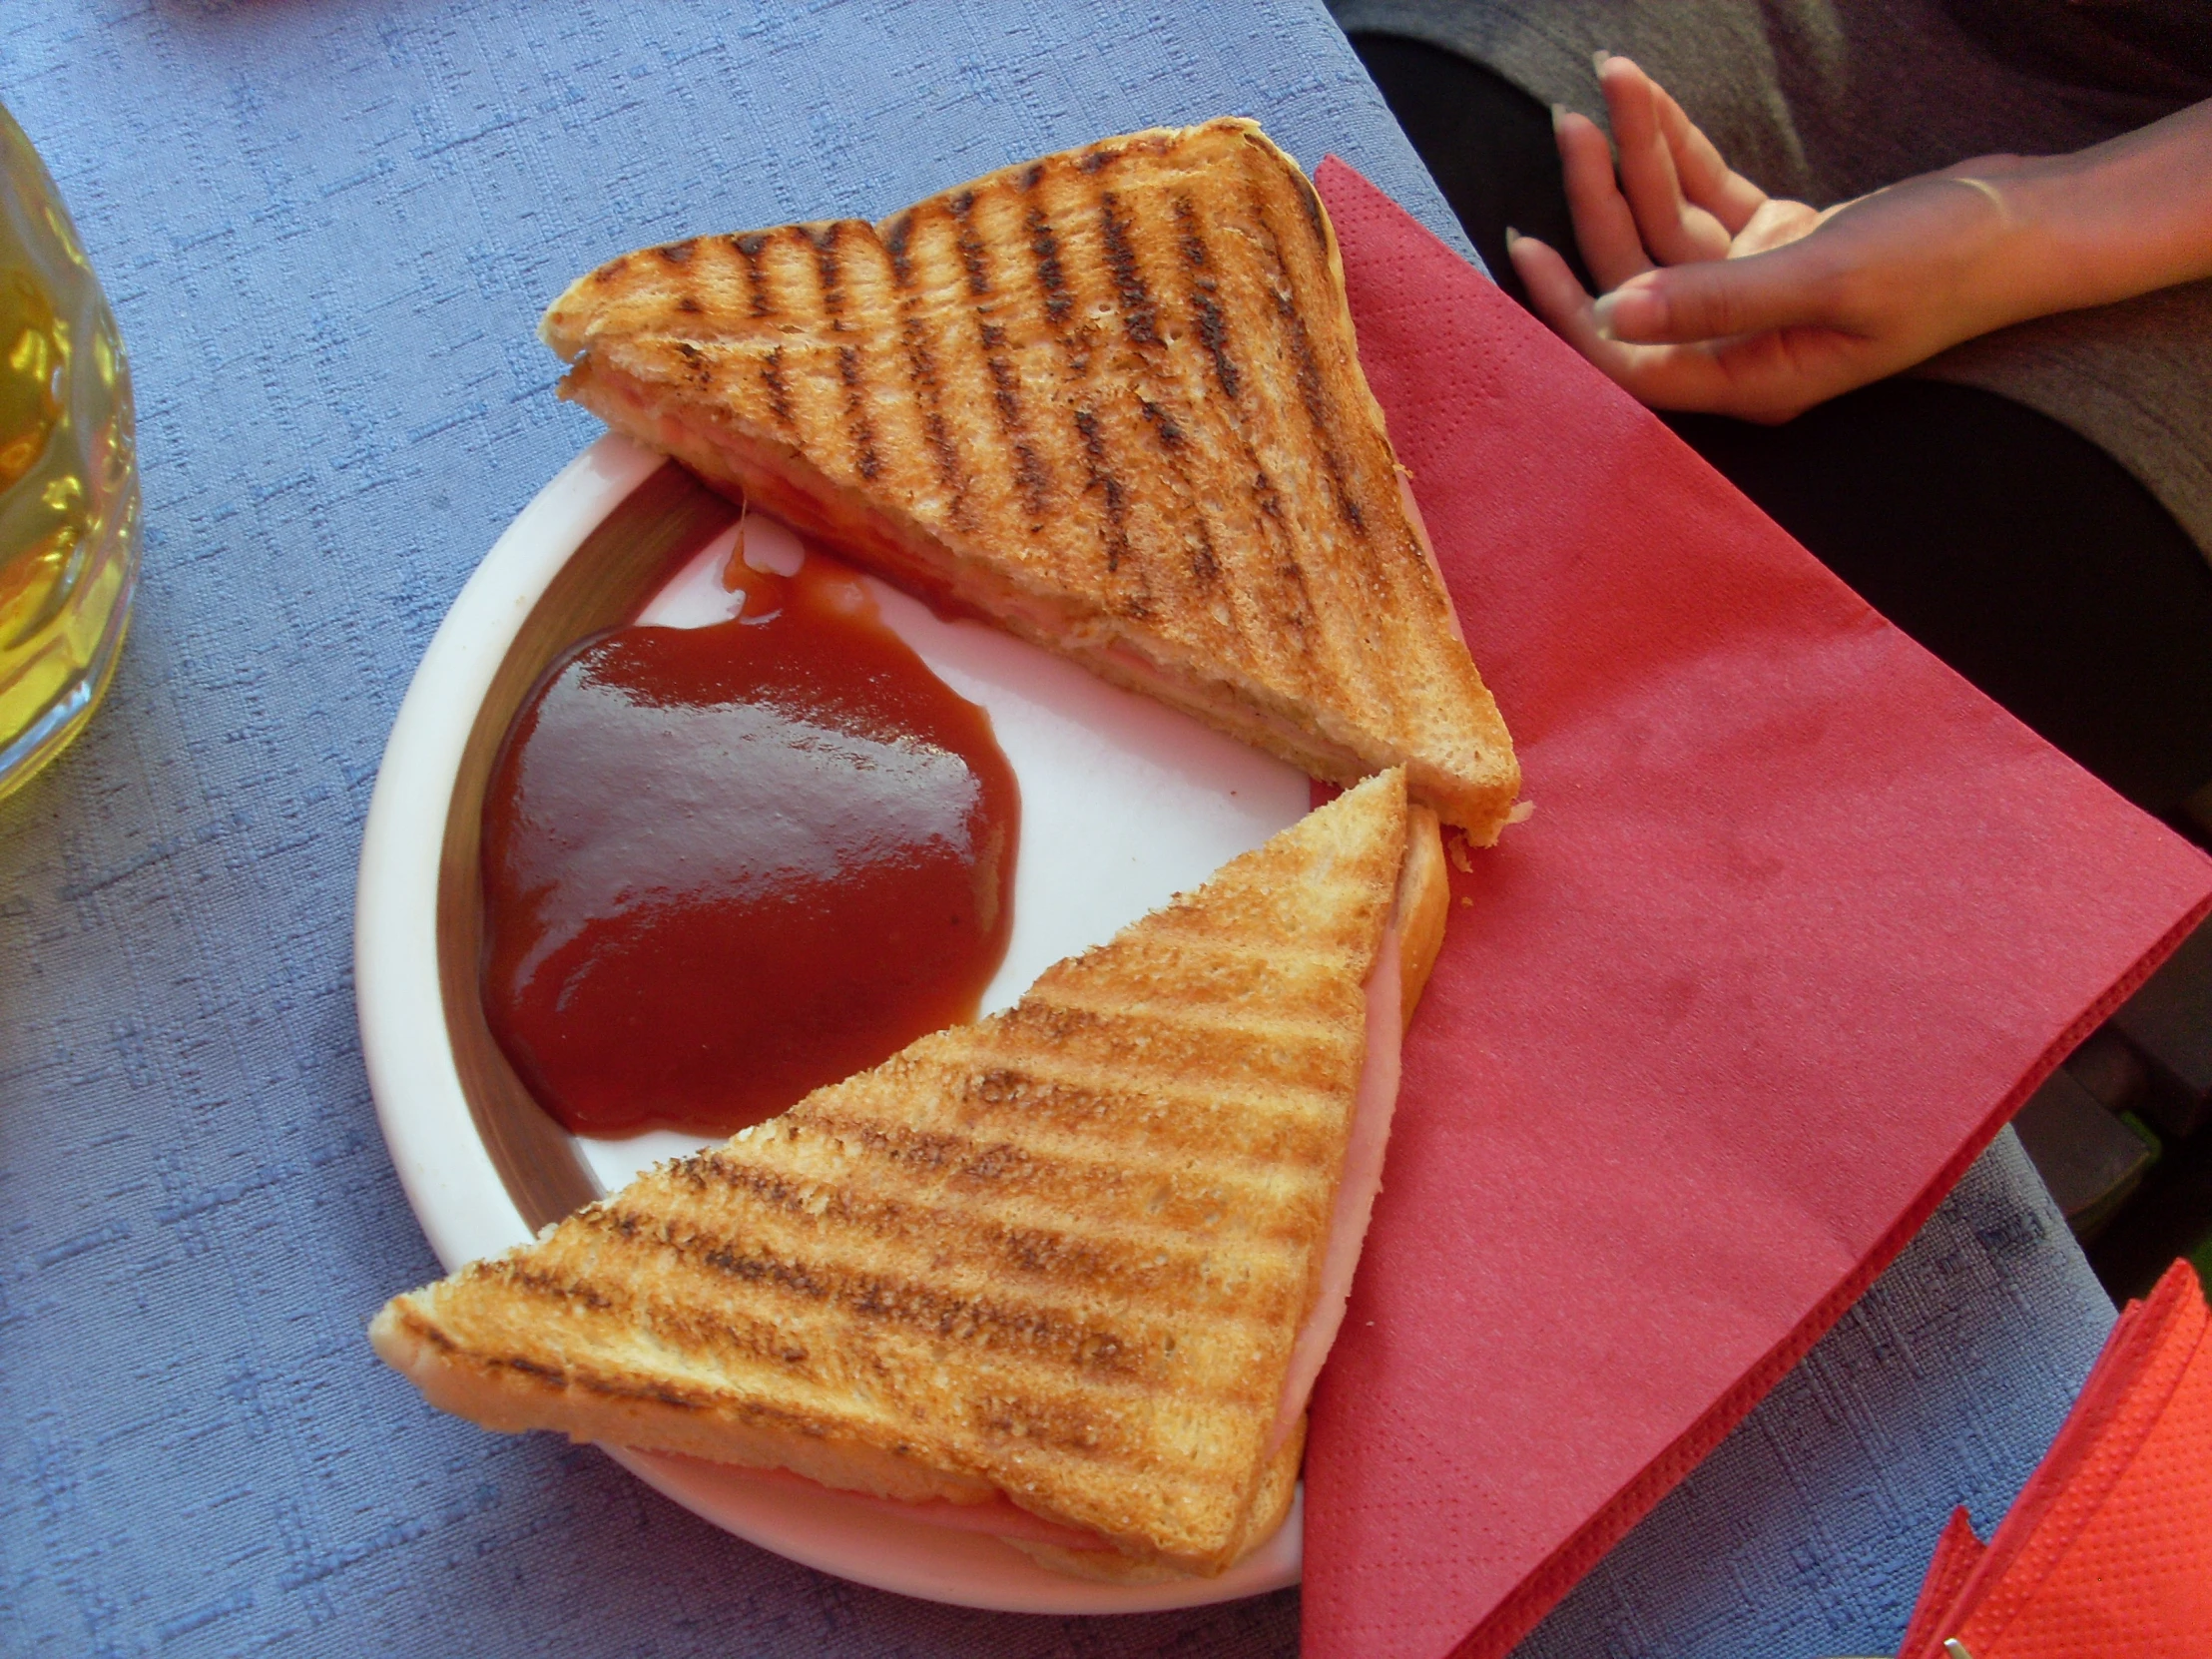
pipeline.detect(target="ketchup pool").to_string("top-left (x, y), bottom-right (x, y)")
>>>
top-left (479, 521), bottom-right (1020, 1139)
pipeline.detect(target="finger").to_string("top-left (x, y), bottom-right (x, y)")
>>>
top-left (1513, 230), bottom-right (1867, 417)
top-left (1506, 232), bottom-right (1624, 364)
top-left (1511, 231), bottom-right (1786, 412)
top-left (1592, 241), bottom-right (1852, 343)
top-left (1554, 108), bottom-right (1652, 290)
top-left (1648, 81), bottom-right (1768, 237)
top-left (1598, 55), bottom-right (1731, 265)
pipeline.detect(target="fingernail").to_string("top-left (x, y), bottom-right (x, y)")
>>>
top-left (1591, 291), bottom-right (1617, 339)
top-left (1592, 49), bottom-right (1610, 75)
top-left (1550, 102), bottom-right (1569, 134)
top-left (1503, 226), bottom-right (1522, 250)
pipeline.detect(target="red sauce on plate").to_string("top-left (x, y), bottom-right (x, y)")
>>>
top-left (479, 536), bottom-right (1019, 1138)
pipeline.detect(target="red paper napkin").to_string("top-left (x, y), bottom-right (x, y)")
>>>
top-left (1302, 161), bottom-right (2212, 1659)
top-left (1897, 1260), bottom-right (2212, 1658)
top-left (1900, 1508), bottom-right (1991, 1656)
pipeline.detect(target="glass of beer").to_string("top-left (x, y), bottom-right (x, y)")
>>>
top-left (0, 100), bottom-right (138, 804)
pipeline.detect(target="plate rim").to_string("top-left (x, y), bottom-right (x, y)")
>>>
top-left (353, 432), bottom-right (1302, 1613)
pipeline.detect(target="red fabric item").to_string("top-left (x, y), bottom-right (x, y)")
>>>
top-left (1299, 161), bottom-right (2212, 1659)
top-left (1900, 1509), bottom-right (1988, 1658)
top-left (1892, 1262), bottom-right (2212, 1659)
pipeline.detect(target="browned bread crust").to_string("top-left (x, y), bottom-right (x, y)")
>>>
top-left (1395, 805), bottom-right (1449, 1025)
top-left (372, 773), bottom-right (1412, 1576)
top-left (539, 120), bottom-right (1518, 840)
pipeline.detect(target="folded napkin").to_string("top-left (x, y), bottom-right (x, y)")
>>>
top-left (1301, 162), bottom-right (2212, 1659)
top-left (1896, 1260), bottom-right (2212, 1659)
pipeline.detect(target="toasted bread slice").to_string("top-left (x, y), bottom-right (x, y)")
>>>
top-left (540, 120), bottom-right (1519, 841)
top-left (373, 773), bottom-right (1424, 1576)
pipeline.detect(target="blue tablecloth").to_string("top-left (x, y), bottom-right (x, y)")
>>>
top-left (0, 5), bottom-right (2113, 1655)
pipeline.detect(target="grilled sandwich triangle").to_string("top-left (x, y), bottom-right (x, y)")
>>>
top-left (540, 119), bottom-right (1519, 841)
top-left (372, 772), bottom-right (1434, 1578)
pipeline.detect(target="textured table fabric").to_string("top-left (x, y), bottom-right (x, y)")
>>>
top-left (0, 5), bottom-right (2114, 1656)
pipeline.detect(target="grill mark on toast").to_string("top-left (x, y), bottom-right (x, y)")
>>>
top-left (950, 191), bottom-right (1049, 518)
top-left (1023, 204), bottom-right (1074, 329)
top-left (1070, 407), bottom-right (1131, 573)
top-left (394, 1307), bottom-right (454, 1352)
top-left (1246, 178), bottom-right (1365, 536)
top-left (761, 344), bottom-right (795, 430)
top-left (1098, 191), bottom-right (1160, 347)
top-left (980, 323), bottom-right (1048, 515)
top-left (836, 344), bottom-right (883, 480)
top-left (1173, 196), bottom-right (1242, 400)
top-left (807, 221), bottom-right (846, 313)
top-left (898, 316), bottom-right (964, 508)
top-left (513, 1254), bottom-right (822, 1377)
top-left (790, 1095), bottom-right (1341, 1206)
top-left (1288, 161), bottom-right (1334, 257)
top-left (654, 241), bottom-right (696, 266)
top-left (881, 209), bottom-right (969, 518)
top-left (672, 339), bottom-right (713, 389)
top-left (731, 232), bottom-right (776, 318)
top-left (1020, 986), bottom-right (1361, 1049)
top-left (468, 1308), bottom-right (830, 1422)
top-left (970, 996), bottom-right (1365, 1082)
top-left (487, 1344), bottom-right (712, 1411)
top-left (491, 1352), bottom-right (570, 1383)
top-left (880, 209), bottom-right (916, 280)
top-left (504, 1263), bottom-right (613, 1311)
top-left (804, 223), bottom-right (886, 482)
top-left (950, 190), bottom-right (991, 297)
top-left (1010, 181), bottom-right (1131, 583)
top-left (791, 1114), bottom-right (1270, 1203)
top-left (939, 1082), bottom-right (1348, 1180)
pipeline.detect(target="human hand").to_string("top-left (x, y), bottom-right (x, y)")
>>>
top-left (1506, 54), bottom-right (2040, 422)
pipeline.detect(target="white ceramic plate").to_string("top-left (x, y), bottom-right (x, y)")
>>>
top-left (355, 433), bottom-right (1309, 1612)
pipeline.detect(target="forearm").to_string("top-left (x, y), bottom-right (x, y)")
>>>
top-left (1972, 98), bottom-right (2212, 322)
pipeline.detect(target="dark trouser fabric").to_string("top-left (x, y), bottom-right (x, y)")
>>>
top-left (1353, 31), bottom-right (2212, 833)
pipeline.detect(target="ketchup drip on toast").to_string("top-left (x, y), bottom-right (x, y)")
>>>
top-left (480, 523), bottom-right (1019, 1139)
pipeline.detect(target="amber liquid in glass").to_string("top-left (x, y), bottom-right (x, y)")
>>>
top-left (0, 102), bottom-right (138, 802)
